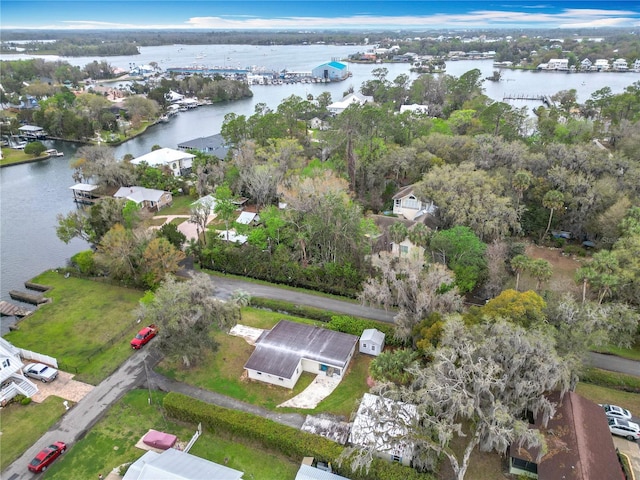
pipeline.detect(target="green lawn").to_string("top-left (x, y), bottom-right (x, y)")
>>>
top-left (155, 195), bottom-right (194, 215)
top-left (576, 382), bottom-right (640, 415)
top-left (4, 270), bottom-right (143, 384)
top-left (0, 396), bottom-right (67, 471)
top-left (157, 307), bottom-right (371, 417)
top-left (42, 390), bottom-right (299, 480)
top-left (592, 341), bottom-right (640, 362)
top-left (0, 148), bottom-right (45, 166)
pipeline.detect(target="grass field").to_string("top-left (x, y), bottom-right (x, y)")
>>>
top-left (0, 147), bottom-right (45, 166)
top-left (42, 390), bottom-right (299, 480)
top-left (4, 270), bottom-right (143, 385)
top-left (0, 396), bottom-right (67, 471)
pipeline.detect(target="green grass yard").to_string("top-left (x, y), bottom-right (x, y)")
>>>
top-left (4, 270), bottom-right (143, 385)
top-left (0, 396), bottom-right (67, 471)
top-left (42, 390), bottom-right (299, 480)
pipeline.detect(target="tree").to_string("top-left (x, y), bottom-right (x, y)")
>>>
top-left (541, 190), bottom-right (565, 241)
top-left (512, 170), bottom-right (532, 207)
top-left (360, 252), bottom-right (463, 342)
top-left (429, 226), bottom-right (487, 293)
top-left (94, 224), bottom-right (152, 285)
top-left (529, 258), bottom-right (553, 291)
top-left (190, 195), bottom-right (216, 246)
top-left (575, 250), bottom-right (620, 304)
top-left (213, 184), bottom-right (237, 242)
top-left (23, 141), bottom-right (46, 156)
top-left (158, 222), bottom-right (187, 250)
top-left (230, 289), bottom-right (251, 321)
top-left (142, 237), bottom-right (186, 288)
top-left (480, 289), bottom-right (546, 328)
top-left (344, 317), bottom-right (571, 480)
top-left (510, 254), bottom-right (530, 292)
top-left (136, 273), bottom-right (238, 368)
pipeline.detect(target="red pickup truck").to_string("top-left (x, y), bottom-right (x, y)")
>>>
top-left (131, 324), bottom-right (158, 349)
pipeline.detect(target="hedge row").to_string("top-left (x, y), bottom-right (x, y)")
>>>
top-left (580, 367), bottom-right (640, 393)
top-left (163, 392), bottom-right (432, 480)
top-left (327, 315), bottom-right (405, 348)
top-left (249, 297), bottom-right (340, 323)
top-left (201, 243), bottom-right (363, 297)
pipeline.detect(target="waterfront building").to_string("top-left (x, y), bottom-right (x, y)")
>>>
top-left (311, 61), bottom-right (349, 82)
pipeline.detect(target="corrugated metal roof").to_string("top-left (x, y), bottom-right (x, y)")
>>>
top-left (295, 464), bottom-right (351, 480)
top-left (244, 320), bottom-right (358, 379)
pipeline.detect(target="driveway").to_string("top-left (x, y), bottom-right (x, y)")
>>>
top-left (613, 436), bottom-right (640, 479)
top-left (30, 371), bottom-right (93, 404)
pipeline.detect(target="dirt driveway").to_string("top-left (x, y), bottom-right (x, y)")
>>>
top-left (30, 371), bottom-right (94, 404)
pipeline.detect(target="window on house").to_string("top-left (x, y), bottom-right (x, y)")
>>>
top-left (394, 199), bottom-right (401, 207)
top-left (278, 377), bottom-right (284, 381)
top-left (392, 455), bottom-right (402, 463)
top-left (404, 195), bottom-right (419, 209)
top-left (362, 343), bottom-right (367, 348)
top-left (371, 345), bottom-right (376, 351)
top-left (257, 372), bottom-right (262, 375)
top-left (2, 359), bottom-right (10, 368)
top-left (400, 245), bottom-right (409, 256)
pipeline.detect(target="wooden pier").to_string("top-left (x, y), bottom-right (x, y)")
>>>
top-left (503, 94), bottom-right (555, 107)
top-left (24, 281), bottom-right (51, 292)
top-left (0, 301), bottom-right (33, 317)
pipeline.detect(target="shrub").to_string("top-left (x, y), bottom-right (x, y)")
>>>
top-left (20, 396), bottom-right (32, 405)
top-left (580, 367), bottom-right (640, 393)
top-left (328, 315), bottom-right (403, 347)
top-left (250, 298), bottom-right (335, 323)
top-left (563, 244), bottom-right (587, 257)
top-left (71, 250), bottom-right (96, 275)
top-left (163, 392), bottom-right (431, 480)
top-left (24, 141), bottom-right (46, 156)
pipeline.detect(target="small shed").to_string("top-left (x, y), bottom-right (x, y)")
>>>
top-left (360, 329), bottom-right (385, 356)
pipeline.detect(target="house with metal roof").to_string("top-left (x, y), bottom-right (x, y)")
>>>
top-left (348, 393), bottom-right (417, 467)
top-left (509, 391), bottom-right (624, 480)
top-left (295, 464), bottom-right (351, 480)
top-left (327, 92), bottom-right (374, 115)
top-left (177, 133), bottom-right (230, 159)
top-left (130, 148), bottom-right (195, 176)
top-left (312, 61), bottom-right (349, 82)
top-left (122, 448), bottom-right (243, 480)
top-left (114, 186), bottom-right (173, 211)
top-left (244, 320), bottom-right (358, 389)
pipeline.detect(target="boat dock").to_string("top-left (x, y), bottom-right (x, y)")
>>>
top-left (0, 301), bottom-right (33, 317)
top-left (503, 94), bottom-right (555, 107)
top-left (9, 290), bottom-right (48, 305)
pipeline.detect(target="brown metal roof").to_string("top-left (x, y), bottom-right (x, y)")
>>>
top-left (244, 320), bottom-right (358, 379)
top-left (511, 391), bottom-right (624, 480)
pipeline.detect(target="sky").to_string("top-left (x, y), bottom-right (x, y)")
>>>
top-left (1, 1), bottom-right (640, 30)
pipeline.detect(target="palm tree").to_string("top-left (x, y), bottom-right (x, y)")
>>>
top-left (541, 190), bottom-right (565, 242)
top-left (512, 170), bottom-right (532, 207)
top-left (529, 259), bottom-right (553, 290)
top-left (389, 222), bottom-right (409, 257)
top-left (510, 254), bottom-right (530, 292)
top-left (231, 289), bottom-right (252, 321)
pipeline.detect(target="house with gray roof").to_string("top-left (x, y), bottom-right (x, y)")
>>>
top-left (177, 133), bottom-right (230, 159)
top-left (122, 448), bottom-right (243, 480)
top-left (244, 320), bottom-right (358, 389)
top-left (114, 186), bottom-right (173, 211)
top-left (295, 464), bottom-right (351, 480)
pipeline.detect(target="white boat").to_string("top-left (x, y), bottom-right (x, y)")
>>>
top-left (44, 149), bottom-right (64, 157)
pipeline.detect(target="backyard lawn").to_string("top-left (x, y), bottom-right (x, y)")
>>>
top-left (42, 390), bottom-right (299, 480)
top-left (4, 270), bottom-right (143, 385)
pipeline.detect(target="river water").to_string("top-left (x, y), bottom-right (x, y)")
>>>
top-left (1, 45), bottom-right (639, 333)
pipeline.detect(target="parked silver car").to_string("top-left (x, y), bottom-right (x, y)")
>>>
top-left (599, 403), bottom-right (633, 420)
top-left (23, 363), bottom-right (58, 383)
top-left (608, 417), bottom-right (640, 441)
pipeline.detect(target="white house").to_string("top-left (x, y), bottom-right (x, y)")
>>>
top-left (349, 393), bottom-right (417, 467)
top-left (392, 185), bottom-right (436, 221)
top-left (235, 211), bottom-right (260, 225)
top-left (545, 59), bottom-right (569, 70)
top-left (244, 320), bottom-right (358, 389)
top-left (580, 58), bottom-right (592, 70)
top-left (612, 58), bottom-right (629, 71)
top-left (328, 92), bottom-right (374, 115)
top-left (0, 337), bottom-right (39, 405)
top-left (113, 186), bottom-right (173, 211)
top-left (131, 148), bottom-right (195, 176)
top-left (359, 329), bottom-right (385, 356)
top-left (122, 447), bottom-right (243, 480)
top-left (295, 464), bottom-right (350, 480)
top-left (594, 59), bottom-right (610, 71)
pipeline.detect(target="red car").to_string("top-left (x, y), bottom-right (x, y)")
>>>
top-left (131, 324), bottom-right (158, 349)
top-left (28, 441), bottom-right (66, 473)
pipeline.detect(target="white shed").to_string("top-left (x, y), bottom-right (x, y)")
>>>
top-left (359, 329), bottom-right (385, 356)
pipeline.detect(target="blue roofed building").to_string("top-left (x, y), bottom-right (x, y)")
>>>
top-left (312, 61), bottom-right (349, 81)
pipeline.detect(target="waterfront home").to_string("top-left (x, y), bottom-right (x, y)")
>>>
top-left (177, 133), bottom-right (230, 159)
top-left (113, 186), bottom-right (172, 212)
top-left (130, 147), bottom-right (195, 176)
top-left (392, 184), bottom-right (437, 221)
top-left (633, 59), bottom-right (640, 72)
top-left (580, 58), bottom-right (592, 70)
top-left (593, 59), bottom-right (610, 71)
top-left (612, 58), bottom-right (629, 71)
top-left (0, 337), bottom-right (44, 406)
top-left (69, 183), bottom-right (100, 204)
top-left (544, 59), bottom-right (569, 71)
top-left (18, 124), bottom-right (47, 139)
top-left (244, 320), bottom-right (358, 389)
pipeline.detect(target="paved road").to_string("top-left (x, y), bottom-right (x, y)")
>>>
top-left (589, 352), bottom-right (640, 377)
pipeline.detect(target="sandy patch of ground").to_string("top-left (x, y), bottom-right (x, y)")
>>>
top-left (229, 324), bottom-right (264, 345)
top-left (30, 371), bottom-right (93, 404)
top-left (524, 244), bottom-right (584, 295)
top-left (152, 214), bottom-right (216, 242)
top-left (278, 375), bottom-right (341, 409)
